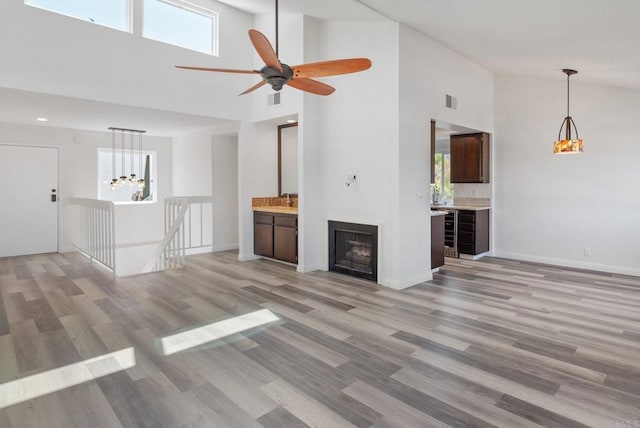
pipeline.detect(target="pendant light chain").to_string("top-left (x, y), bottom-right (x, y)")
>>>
top-left (108, 127), bottom-right (147, 190)
top-left (566, 72), bottom-right (570, 118)
top-left (129, 131), bottom-right (136, 185)
top-left (110, 128), bottom-right (117, 189)
top-left (138, 131), bottom-right (145, 189)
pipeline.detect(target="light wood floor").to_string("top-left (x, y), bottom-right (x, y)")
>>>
top-left (1, 251), bottom-right (639, 427)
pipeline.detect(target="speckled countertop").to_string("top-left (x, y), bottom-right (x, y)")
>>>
top-left (431, 204), bottom-right (491, 211)
top-left (253, 206), bottom-right (298, 214)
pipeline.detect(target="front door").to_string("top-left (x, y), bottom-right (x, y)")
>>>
top-left (0, 144), bottom-right (58, 257)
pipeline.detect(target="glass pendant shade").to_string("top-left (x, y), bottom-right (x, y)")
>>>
top-left (553, 138), bottom-right (583, 154)
top-left (554, 69), bottom-right (583, 154)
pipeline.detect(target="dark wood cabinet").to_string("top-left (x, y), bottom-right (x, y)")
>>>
top-left (450, 132), bottom-right (490, 183)
top-left (254, 214), bottom-right (274, 258)
top-left (431, 214), bottom-right (445, 269)
top-left (253, 212), bottom-right (297, 264)
top-left (457, 210), bottom-right (489, 255)
top-left (274, 226), bottom-right (297, 263)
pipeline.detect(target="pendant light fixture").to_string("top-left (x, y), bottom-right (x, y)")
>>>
top-left (129, 132), bottom-right (136, 186)
top-left (137, 131), bottom-right (145, 189)
top-left (108, 127), bottom-right (146, 191)
top-left (110, 128), bottom-right (118, 190)
top-left (553, 69), bottom-right (583, 154)
top-left (119, 130), bottom-right (128, 186)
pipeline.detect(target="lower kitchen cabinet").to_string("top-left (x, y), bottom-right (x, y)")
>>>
top-left (431, 214), bottom-right (445, 269)
top-left (254, 212), bottom-right (298, 264)
top-left (457, 210), bottom-right (489, 255)
top-left (254, 214), bottom-right (274, 258)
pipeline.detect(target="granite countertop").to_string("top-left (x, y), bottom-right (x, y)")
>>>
top-left (431, 204), bottom-right (491, 211)
top-left (253, 206), bottom-right (298, 214)
top-left (430, 210), bottom-right (449, 217)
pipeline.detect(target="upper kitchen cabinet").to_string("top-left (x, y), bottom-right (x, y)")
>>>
top-left (450, 132), bottom-right (490, 183)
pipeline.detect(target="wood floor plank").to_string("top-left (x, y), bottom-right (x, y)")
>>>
top-left (0, 251), bottom-right (638, 427)
top-left (10, 319), bottom-right (48, 374)
top-left (496, 394), bottom-right (591, 428)
top-left (261, 378), bottom-right (358, 428)
top-left (257, 406), bottom-right (311, 428)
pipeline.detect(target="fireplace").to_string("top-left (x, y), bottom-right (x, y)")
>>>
top-left (328, 221), bottom-right (378, 282)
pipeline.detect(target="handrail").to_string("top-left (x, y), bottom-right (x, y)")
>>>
top-left (170, 195), bottom-right (213, 251)
top-left (71, 196), bottom-right (213, 276)
top-left (70, 198), bottom-right (116, 274)
top-left (143, 197), bottom-right (190, 272)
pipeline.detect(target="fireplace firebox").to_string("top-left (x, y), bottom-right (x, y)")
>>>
top-left (328, 221), bottom-right (378, 282)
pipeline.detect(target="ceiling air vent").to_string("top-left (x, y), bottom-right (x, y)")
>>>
top-left (268, 92), bottom-right (281, 106)
top-left (446, 94), bottom-right (457, 110)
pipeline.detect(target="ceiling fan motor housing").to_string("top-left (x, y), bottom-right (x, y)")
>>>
top-left (260, 64), bottom-right (293, 91)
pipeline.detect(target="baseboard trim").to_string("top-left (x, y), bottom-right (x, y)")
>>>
top-left (492, 251), bottom-right (640, 277)
top-left (297, 264), bottom-right (326, 273)
top-left (381, 271), bottom-right (434, 290)
top-left (238, 253), bottom-right (261, 262)
top-left (459, 251), bottom-right (490, 261)
top-left (185, 246), bottom-right (213, 256)
top-left (212, 243), bottom-right (239, 252)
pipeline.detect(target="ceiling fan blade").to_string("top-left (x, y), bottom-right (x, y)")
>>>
top-left (248, 29), bottom-right (283, 73)
top-left (287, 78), bottom-right (335, 96)
top-left (175, 66), bottom-right (258, 74)
top-left (240, 80), bottom-right (267, 95)
top-left (291, 58), bottom-right (372, 78)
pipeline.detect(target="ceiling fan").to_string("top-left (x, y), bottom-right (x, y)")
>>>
top-left (175, 0), bottom-right (372, 96)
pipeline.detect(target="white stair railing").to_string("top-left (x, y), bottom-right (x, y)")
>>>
top-left (144, 197), bottom-right (189, 273)
top-left (70, 198), bottom-right (116, 274)
top-left (177, 196), bottom-right (214, 252)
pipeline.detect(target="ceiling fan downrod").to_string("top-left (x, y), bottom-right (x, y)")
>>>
top-left (275, 0), bottom-right (279, 57)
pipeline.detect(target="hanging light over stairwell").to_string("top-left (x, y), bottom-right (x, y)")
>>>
top-left (110, 129), bottom-right (118, 190)
top-left (553, 69), bottom-right (584, 154)
top-left (108, 127), bottom-right (146, 191)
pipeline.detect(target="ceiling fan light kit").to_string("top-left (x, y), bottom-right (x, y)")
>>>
top-left (553, 68), bottom-right (583, 155)
top-left (175, 0), bottom-right (371, 96)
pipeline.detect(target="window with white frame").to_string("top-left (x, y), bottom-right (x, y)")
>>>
top-left (98, 149), bottom-right (157, 202)
top-left (142, 0), bottom-right (218, 55)
top-left (25, 0), bottom-right (131, 32)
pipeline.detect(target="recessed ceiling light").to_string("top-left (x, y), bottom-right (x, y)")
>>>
top-left (36, 117), bottom-right (48, 122)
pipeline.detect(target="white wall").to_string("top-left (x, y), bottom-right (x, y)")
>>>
top-left (212, 135), bottom-right (239, 251)
top-left (297, 15), bottom-right (325, 273)
top-left (292, 20), bottom-right (495, 288)
top-left (308, 20), bottom-right (400, 284)
top-left (494, 74), bottom-right (640, 275)
top-left (0, 0), bottom-right (253, 119)
top-left (172, 128), bottom-right (215, 196)
top-left (237, 121), bottom-right (278, 260)
top-left (396, 23), bottom-right (494, 288)
top-left (0, 121), bottom-right (172, 253)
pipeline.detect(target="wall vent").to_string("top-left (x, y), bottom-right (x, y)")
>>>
top-left (268, 92), bottom-right (281, 106)
top-left (446, 94), bottom-right (457, 110)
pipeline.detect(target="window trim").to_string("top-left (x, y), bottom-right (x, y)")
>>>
top-left (142, 0), bottom-right (219, 56)
top-left (24, 0), bottom-right (133, 33)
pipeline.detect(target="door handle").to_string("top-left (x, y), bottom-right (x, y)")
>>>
top-left (51, 188), bottom-right (57, 202)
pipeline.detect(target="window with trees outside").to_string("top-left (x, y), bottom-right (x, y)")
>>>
top-left (25, 0), bottom-right (131, 32)
top-left (432, 152), bottom-right (454, 204)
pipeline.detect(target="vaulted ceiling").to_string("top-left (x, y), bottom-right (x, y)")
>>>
top-left (222, 0), bottom-right (640, 89)
top-left (2, 0), bottom-right (639, 135)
